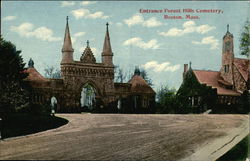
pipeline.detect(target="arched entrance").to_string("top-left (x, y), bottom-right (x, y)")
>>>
top-left (80, 84), bottom-right (96, 111)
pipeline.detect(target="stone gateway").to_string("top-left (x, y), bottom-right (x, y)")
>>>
top-left (25, 18), bottom-right (156, 113)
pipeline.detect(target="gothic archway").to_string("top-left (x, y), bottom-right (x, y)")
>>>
top-left (80, 84), bottom-right (96, 111)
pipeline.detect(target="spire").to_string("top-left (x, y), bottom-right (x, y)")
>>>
top-left (223, 24), bottom-right (233, 39)
top-left (28, 58), bottom-right (34, 68)
top-left (102, 22), bottom-right (112, 55)
top-left (62, 16), bottom-right (74, 52)
top-left (87, 40), bottom-right (89, 47)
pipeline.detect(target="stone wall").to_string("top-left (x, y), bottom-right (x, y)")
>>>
top-left (233, 65), bottom-right (247, 93)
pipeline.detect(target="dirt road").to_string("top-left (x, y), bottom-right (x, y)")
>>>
top-left (0, 114), bottom-right (248, 160)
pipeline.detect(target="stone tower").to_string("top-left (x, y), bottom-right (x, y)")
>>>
top-left (102, 22), bottom-right (113, 66)
top-left (61, 16), bottom-right (74, 64)
top-left (220, 24), bottom-right (235, 85)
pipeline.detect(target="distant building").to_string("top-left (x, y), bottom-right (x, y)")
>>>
top-left (180, 25), bottom-right (249, 113)
top-left (24, 17), bottom-right (155, 113)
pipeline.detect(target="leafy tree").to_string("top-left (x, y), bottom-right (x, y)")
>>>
top-left (239, 19), bottom-right (250, 58)
top-left (44, 65), bottom-right (61, 79)
top-left (156, 85), bottom-right (177, 113)
top-left (0, 36), bottom-right (30, 115)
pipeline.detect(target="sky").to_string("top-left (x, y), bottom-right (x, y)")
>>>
top-left (1, 1), bottom-right (249, 91)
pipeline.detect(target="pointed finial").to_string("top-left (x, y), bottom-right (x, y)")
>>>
top-left (134, 66), bottom-right (140, 76)
top-left (66, 16), bottom-right (69, 22)
top-left (28, 58), bottom-right (34, 68)
top-left (106, 22), bottom-right (109, 31)
top-left (86, 40), bottom-right (89, 47)
top-left (189, 61), bottom-right (192, 68)
top-left (227, 24), bottom-right (229, 32)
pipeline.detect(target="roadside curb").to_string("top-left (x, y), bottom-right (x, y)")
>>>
top-left (181, 116), bottom-right (249, 161)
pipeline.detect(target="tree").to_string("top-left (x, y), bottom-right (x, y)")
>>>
top-left (156, 85), bottom-right (177, 113)
top-left (239, 19), bottom-right (250, 58)
top-left (114, 65), bottom-right (132, 83)
top-left (114, 66), bottom-right (128, 83)
top-left (140, 69), bottom-right (153, 86)
top-left (0, 36), bottom-right (30, 115)
top-left (44, 66), bottom-right (61, 79)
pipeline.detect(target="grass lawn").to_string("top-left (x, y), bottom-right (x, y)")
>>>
top-left (1, 113), bottom-right (68, 139)
top-left (217, 134), bottom-right (250, 161)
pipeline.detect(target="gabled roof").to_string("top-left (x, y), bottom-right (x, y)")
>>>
top-left (234, 58), bottom-right (249, 81)
top-left (128, 75), bottom-right (155, 94)
top-left (193, 70), bottom-right (240, 96)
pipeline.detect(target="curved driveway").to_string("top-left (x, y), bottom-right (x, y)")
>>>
top-left (0, 114), bottom-right (248, 160)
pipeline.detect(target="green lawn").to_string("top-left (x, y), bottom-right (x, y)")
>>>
top-left (217, 134), bottom-right (250, 161)
top-left (1, 113), bottom-right (68, 139)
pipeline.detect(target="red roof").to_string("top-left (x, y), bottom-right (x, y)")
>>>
top-left (128, 75), bottom-right (155, 94)
top-left (234, 58), bottom-right (249, 81)
top-left (24, 67), bottom-right (48, 82)
top-left (193, 70), bottom-right (240, 96)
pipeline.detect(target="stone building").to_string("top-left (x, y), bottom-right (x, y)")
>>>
top-left (24, 17), bottom-right (156, 113)
top-left (181, 25), bottom-right (249, 112)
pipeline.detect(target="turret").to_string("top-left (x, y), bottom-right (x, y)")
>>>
top-left (222, 24), bottom-right (234, 55)
top-left (61, 16), bottom-right (74, 64)
top-left (102, 22), bottom-right (113, 66)
top-left (221, 24), bottom-right (235, 85)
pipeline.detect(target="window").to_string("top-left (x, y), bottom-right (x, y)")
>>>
top-left (190, 96), bottom-right (199, 106)
top-left (224, 65), bottom-right (229, 73)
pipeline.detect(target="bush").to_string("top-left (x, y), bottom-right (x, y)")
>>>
top-left (1, 113), bottom-right (68, 139)
top-left (16, 103), bottom-right (51, 116)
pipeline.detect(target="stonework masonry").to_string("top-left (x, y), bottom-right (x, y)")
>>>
top-left (25, 18), bottom-right (155, 113)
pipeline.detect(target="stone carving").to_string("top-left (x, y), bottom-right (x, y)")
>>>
top-left (80, 41), bottom-right (96, 63)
